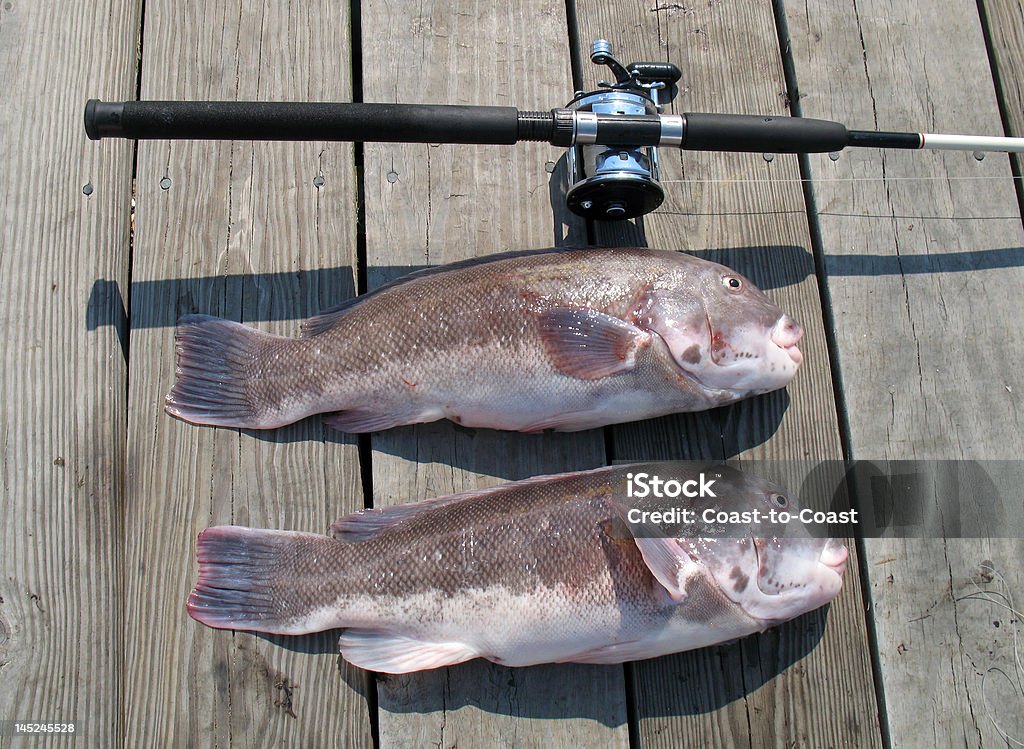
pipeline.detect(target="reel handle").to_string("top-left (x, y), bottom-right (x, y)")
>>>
top-left (627, 62), bottom-right (682, 87)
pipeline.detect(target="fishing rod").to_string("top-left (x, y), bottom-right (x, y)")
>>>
top-left (85, 39), bottom-right (1024, 221)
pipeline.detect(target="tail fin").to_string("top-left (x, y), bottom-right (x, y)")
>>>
top-left (165, 315), bottom-right (280, 428)
top-left (187, 526), bottom-right (337, 635)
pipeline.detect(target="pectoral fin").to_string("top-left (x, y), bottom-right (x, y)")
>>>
top-left (606, 497), bottom-right (699, 603)
top-left (631, 536), bottom-right (700, 603)
top-left (539, 307), bottom-right (650, 380)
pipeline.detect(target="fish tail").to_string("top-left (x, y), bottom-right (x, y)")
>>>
top-left (187, 526), bottom-right (338, 635)
top-left (165, 314), bottom-right (288, 428)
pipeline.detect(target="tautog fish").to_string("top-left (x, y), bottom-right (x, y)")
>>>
top-left (166, 248), bottom-right (803, 433)
top-left (187, 463), bottom-right (847, 673)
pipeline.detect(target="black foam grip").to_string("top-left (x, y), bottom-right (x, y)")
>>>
top-left (683, 113), bottom-right (849, 153)
top-left (85, 100), bottom-right (521, 144)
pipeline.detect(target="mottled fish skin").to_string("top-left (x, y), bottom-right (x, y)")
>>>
top-left (165, 248), bottom-right (804, 432)
top-left (187, 463), bottom-right (846, 674)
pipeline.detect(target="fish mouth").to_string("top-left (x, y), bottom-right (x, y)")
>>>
top-left (702, 313), bottom-right (804, 370)
top-left (751, 536), bottom-right (847, 596)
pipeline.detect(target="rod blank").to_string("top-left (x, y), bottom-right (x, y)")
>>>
top-left (921, 132), bottom-right (1024, 153)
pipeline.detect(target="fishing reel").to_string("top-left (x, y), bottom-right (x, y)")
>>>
top-left (565, 40), bottom-right (682, 221)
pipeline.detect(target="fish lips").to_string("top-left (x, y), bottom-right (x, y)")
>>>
top-left (770, 315), bottom-right (804, 366)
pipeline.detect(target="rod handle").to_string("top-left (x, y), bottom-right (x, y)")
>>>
top-left (85, 100), bottom-right (523, 144)
top-left (683, 113), bottom-right (850, 153)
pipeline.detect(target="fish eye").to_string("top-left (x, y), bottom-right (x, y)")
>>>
top-left (769, 493), bottom-right (788, 508)
top-left (723, 275), bottom-right (744, 293)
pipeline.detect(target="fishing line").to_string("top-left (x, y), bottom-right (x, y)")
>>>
top-left (955, 561), bottom-right (1024, 747)
top-left (656, 174), bottom-right (1024, 220)
top-left (660, 175), bottom-right (1024, 185)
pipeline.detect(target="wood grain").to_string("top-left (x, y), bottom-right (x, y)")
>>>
top-left (573, 1), bottom-right (882, 746)
top-left (360, 0), bottom-right (628, 746)
top-left (782, 0), bottom-right (1024, 745)
top-left (0, 0), bottom-right (138, 746)
top-left (124, 0), bottom-right (371, 745)
top-left (978, 0), bottom-right (1024, 206)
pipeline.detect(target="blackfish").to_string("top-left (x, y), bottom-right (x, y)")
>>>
top-left (187, 463), bottom-right (846, 674)
top-left (165, 247), bottom-right (803, 433)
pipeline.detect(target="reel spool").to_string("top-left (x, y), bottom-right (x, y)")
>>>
top-left (565, 40), bottom-right (682, 221)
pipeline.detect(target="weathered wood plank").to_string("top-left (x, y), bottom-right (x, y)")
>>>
top-left (979, 0), bottom-right (1024, 204)
top-left (0, 0), bottom-right (138, 745)
top-left (573, 2), bottom-right (881, 746)
top-left (783, 0), bottom-right (1024, 745)
top-left (124, 1), bottom-right (371, 745)
top-left (360, 1), bottom-right (628, 746)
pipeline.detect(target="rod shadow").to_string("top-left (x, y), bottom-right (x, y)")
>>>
top-left (97, 243), bottom-right (1024, 337)
top-left (86, 242), bottom-right (821, 334)
top-left (823, 246), bottom-right (1024, 276)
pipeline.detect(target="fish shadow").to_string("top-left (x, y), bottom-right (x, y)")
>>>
top-left (253, 605), bottom-right (829, 726)
top-left (627, 604), bottom-right (831, 720)
top-left (86, 244), bottom-right (820, 344)
top-left (257, 629), bottom-right (374, 698)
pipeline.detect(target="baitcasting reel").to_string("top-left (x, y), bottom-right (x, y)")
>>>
top-left (565, 40), bottom-right (682, 221)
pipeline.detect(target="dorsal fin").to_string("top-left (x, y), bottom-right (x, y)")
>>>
top-left (331, 464), bottom-right (616, 541)
top-left (331, 493), bottom-right (473, 541)
top-left (300, 248), bottom-right (578, 338)
top-left (300, 297), bottom-right (365, 337)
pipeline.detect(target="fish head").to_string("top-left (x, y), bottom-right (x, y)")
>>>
top-left (649, 260), bottom-right (803, 397)
top-left (679, 469), bottom-right (846, 625)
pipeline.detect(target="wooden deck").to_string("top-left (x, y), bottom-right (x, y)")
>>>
top-left (3, 0), bottom-right (1023, 746)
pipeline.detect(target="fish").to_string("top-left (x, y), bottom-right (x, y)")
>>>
top-left (186, 463), bottom-right (847, 674)
top-left (165, 248), bottom-right (803, 433)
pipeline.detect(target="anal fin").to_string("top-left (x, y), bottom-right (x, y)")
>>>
top-left (338, 629), bottom-right (480, 674)
top-left (323, 406), bottom-right (440, 433)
